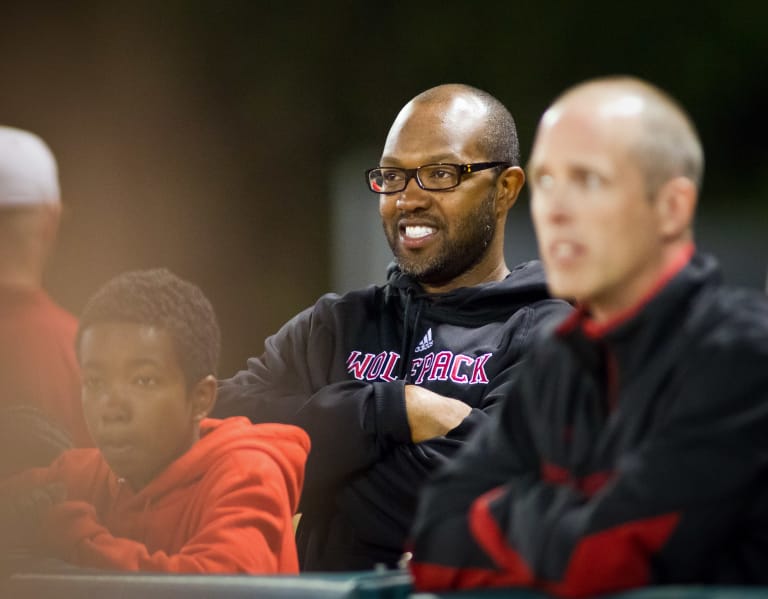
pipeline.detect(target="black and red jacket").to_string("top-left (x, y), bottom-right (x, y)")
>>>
top-left (410, 250), bottom-right (768, 597)
top-left (213, 260), bottom-right (569, 571)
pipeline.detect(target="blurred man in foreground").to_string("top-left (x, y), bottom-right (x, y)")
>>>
top-left (410, 76), bottom-right (768, 597)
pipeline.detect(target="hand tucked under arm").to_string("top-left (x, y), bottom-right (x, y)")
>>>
top-left (404, 385), bottom-right (472, 444)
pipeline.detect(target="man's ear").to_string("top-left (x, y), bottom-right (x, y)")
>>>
top-left (495, 166), bottom-right (525, 214)
top-left (190, 375), bottom-right (217, 422)
top-left (654, 176), bottom-right (697, 241)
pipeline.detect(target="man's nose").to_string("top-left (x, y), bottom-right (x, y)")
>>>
top-left (396, 176), bottom-right (431, 211)
top-left (533, 178), bottom-right (574, 223)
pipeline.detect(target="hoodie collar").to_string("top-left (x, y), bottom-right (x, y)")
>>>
top-left (385, 260), bottom-right (554, 326)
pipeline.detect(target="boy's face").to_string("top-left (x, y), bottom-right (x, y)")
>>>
top-left (79, 322), bottom-right (205, 491)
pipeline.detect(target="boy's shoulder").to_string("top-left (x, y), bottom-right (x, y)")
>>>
top-left (202, 417), bottom-right (309, 447)
top-left (195, 418), bottom-right (308, 510)
top-left (198, 417), bottom-right (310, 470)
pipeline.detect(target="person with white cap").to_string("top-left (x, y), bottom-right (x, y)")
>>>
top-left (0, 126), bottom-right (90, 456)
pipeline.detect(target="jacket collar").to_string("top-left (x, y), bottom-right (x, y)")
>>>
top-left (557, 243), bottom-right (697, 340)
top-left (556, 248), bottom-right (722, 379)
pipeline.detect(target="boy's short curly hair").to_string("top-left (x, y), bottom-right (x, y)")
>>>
top-left (76, 268), bottom-right (220, 386)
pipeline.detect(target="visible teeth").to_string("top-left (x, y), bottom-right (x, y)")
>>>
top-left (552, 242), bottom-right (577, 259)
top-left (405, 226), bottom-right (435, 239)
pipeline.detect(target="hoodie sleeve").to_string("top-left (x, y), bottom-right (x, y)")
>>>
top-left (38, 428), bottom-right (310, 574)
top-left (410, 339), bottom-right (768, 596)
top-left (213, 298), bottom-right (412, 496)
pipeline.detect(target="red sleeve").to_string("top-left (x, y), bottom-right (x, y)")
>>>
top-left (40, 452), bottom-right (301, 574)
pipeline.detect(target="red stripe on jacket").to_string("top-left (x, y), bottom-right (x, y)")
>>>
top-left (541, 462), bottom-right (613, 497)
top-left (461, 484), bottom-right (680, 597)
top-left (544, 513), bottom-right (681, 598)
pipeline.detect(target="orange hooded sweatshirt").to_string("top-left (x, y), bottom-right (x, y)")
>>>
top-left (18, 417), bottom-right (309, 574)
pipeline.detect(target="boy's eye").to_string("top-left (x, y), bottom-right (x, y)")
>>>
top-left (134, 376), bottom-right (158, 387)
top-left (82, 377), bottom-right (103, 391)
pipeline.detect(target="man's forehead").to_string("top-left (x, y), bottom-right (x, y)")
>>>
top-left (382, 96), bottom-right (486, 162)
top-left (548, 88), bottom-right (642, 120)
top-left (529, 112), bottom-right (631, 174)
top-left (534, 98), bottom-right (639, 152)
top-left (405, 94), bottom-right (487, 126)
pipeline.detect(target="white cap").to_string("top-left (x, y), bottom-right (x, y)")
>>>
top-left (0, 126), bottom-right (60, 207)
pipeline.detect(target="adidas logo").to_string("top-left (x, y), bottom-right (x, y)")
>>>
top-left (414, 328), bottom-right (434, 353)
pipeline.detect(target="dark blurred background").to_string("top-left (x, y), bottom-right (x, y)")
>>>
top-left (1, 1), bottom-right (766, 375)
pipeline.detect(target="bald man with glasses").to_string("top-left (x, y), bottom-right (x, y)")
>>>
top-left (214, 84), bottom-right (570, 571)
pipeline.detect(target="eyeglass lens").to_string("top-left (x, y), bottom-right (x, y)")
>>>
top-left (369, 164), bottom-right (461, 193)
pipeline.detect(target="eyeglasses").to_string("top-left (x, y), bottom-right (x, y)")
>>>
top-left (365, 162), bottom-right (511, 194)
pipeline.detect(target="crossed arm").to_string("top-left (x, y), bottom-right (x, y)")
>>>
top-left (410, 353), bottom-right (768, 597)
top-left (214, 305), bottom-right (476, 499)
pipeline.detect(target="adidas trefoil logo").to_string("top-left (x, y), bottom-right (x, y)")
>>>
top-left (414, 328), bottom-right (434, 353)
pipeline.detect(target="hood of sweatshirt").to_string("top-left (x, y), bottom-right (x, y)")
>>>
top-left (385, 259), bottom-right (555, 327)
top-left (107, 417), bottom-right (309, 513)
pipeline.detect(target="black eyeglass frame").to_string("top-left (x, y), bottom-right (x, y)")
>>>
top-left (365, 161), bottom-right (512, 194)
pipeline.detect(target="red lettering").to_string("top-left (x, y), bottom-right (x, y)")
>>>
top-left (469, 353), bottom-right (492, 384)
top-left (380, 352), bottom-right (399, 382)
top-left (414, 353), bottom-right (434, 384)
top-left (409, 357), bottom-right (423, 380)
top-left (366, 352), bottom-right (387, 380)
top-left (429, 351), bottom-right (453, 381)
top-left (449, 354), bottom-right (473, 383)
top-left (347, 352), bottom-right (374, 380)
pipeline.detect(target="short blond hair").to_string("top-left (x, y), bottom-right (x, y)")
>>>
top-left (552, 76), bottom-right (704, 197)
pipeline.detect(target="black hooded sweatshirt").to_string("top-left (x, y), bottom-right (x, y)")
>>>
top-left (214, 260), bottom-right (570, 570)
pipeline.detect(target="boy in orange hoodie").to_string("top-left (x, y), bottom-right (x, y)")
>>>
top-left (0, 268), bottom-right (309, 574)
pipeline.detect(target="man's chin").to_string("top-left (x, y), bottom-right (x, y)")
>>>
top-left (396, 257), bottom-right (439, 281)
top-left (402, 265), bottom-right (454, 288)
